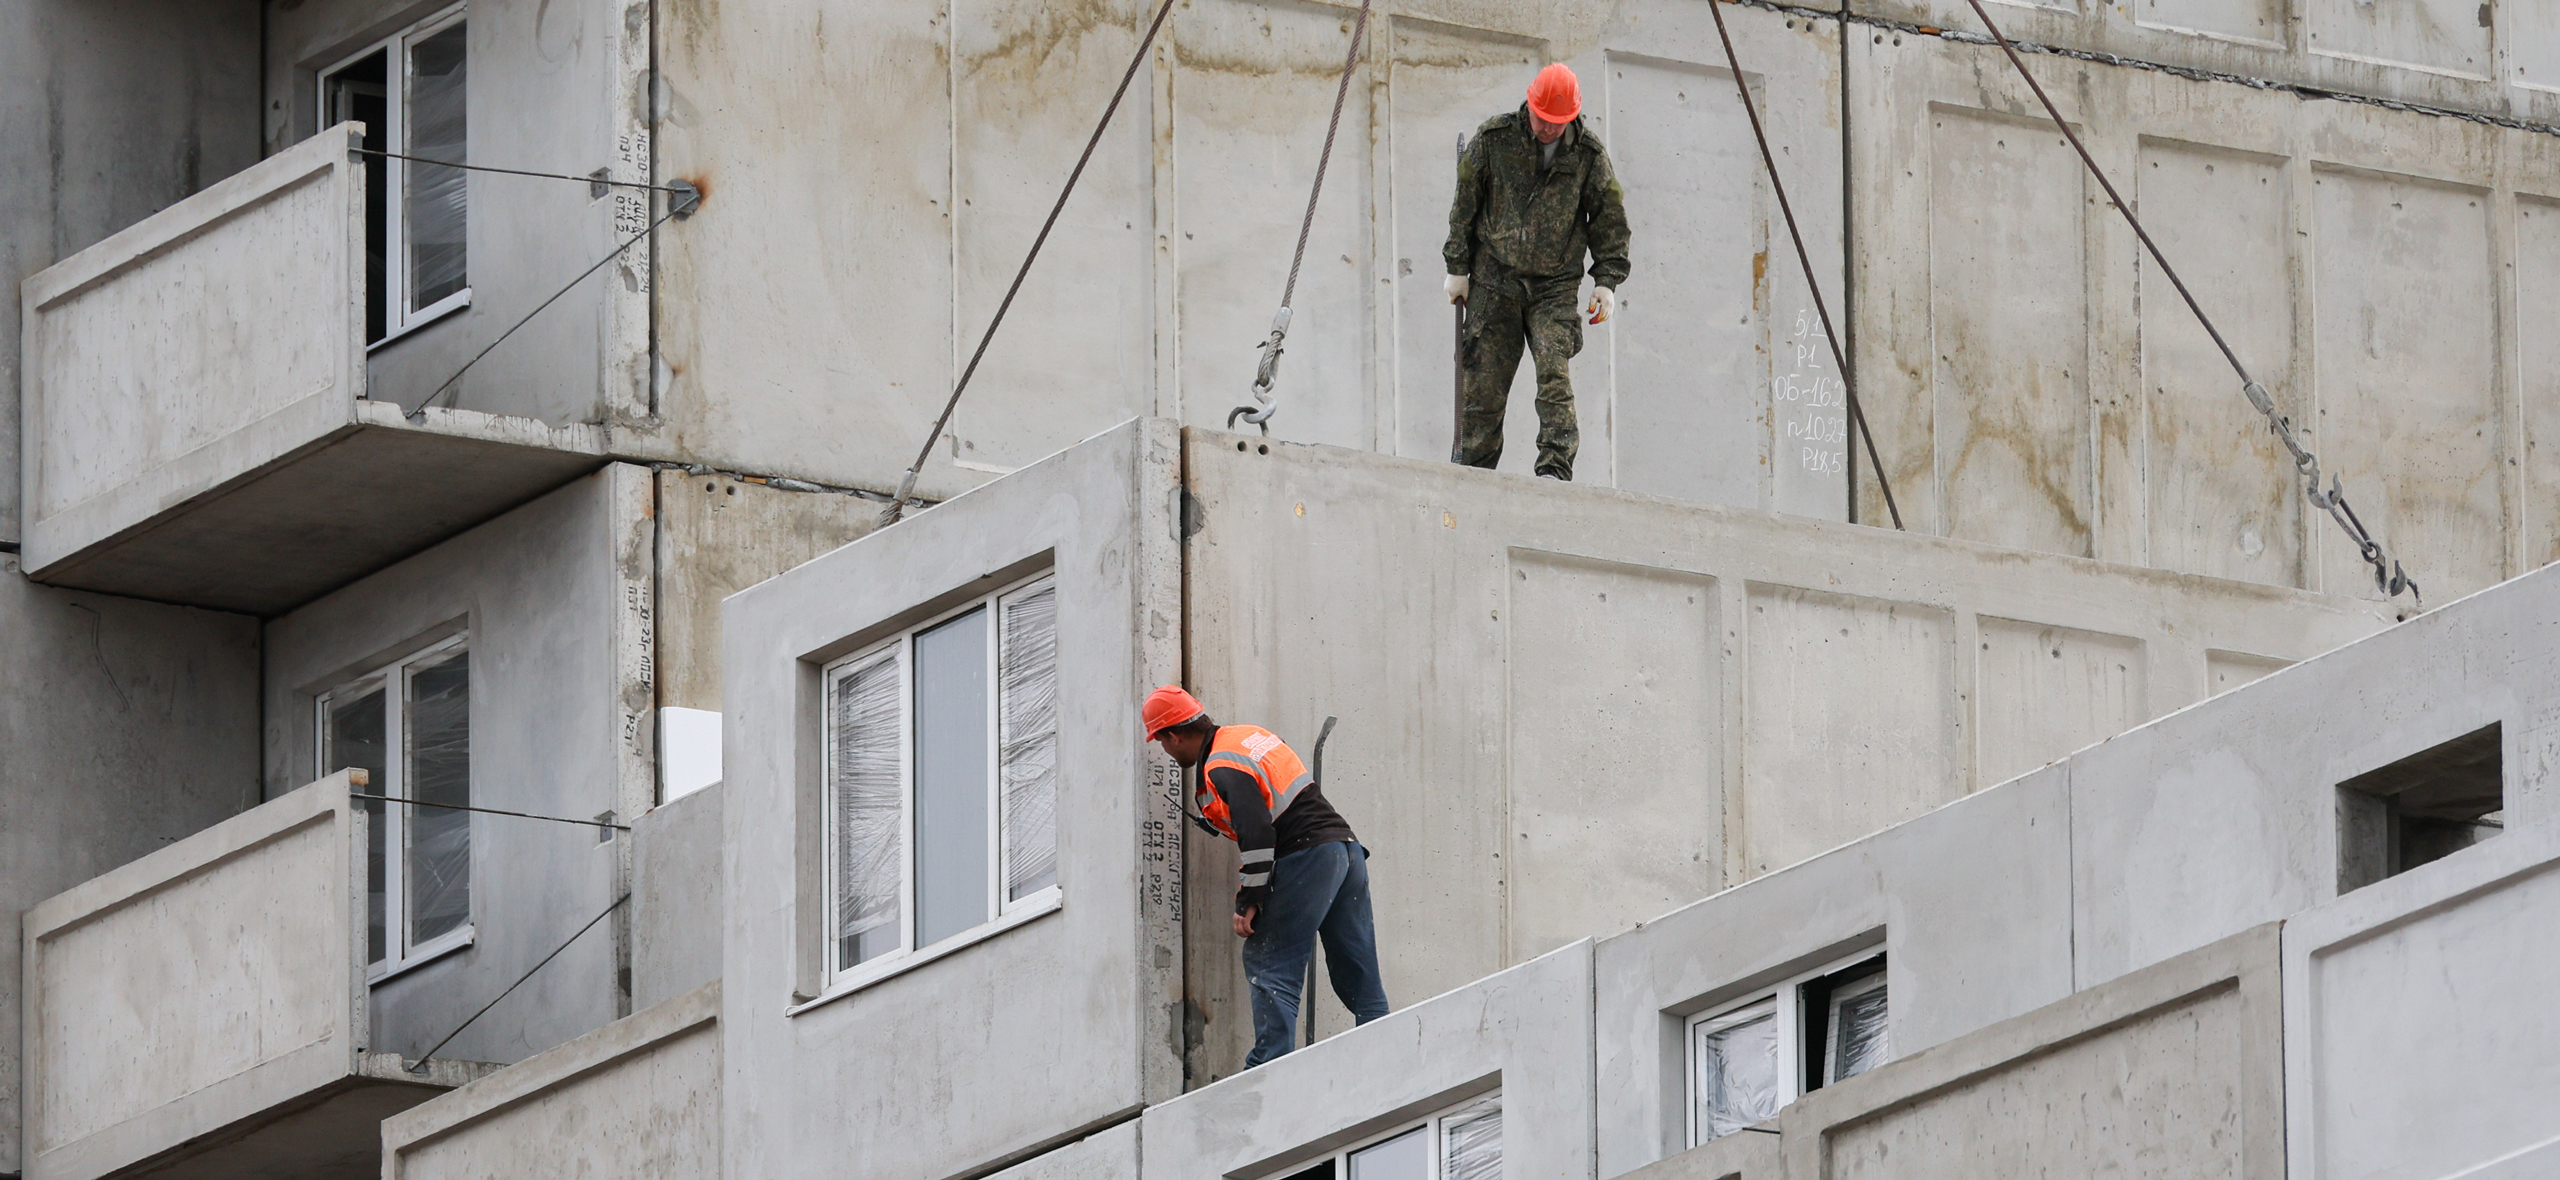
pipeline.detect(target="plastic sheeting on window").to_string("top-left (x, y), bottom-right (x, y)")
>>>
top-left (327, 686), bottom-right (390, 963)
top-left (1830, 978), bottom-right (1889, 1083)
top-left (1695, 1003), bottom-right (1781, 1141)
top-left (1442, 1092), bottom-right (1502, 1180)
top-left (405, 20), bottom-right (468, 309)
top-left (833, 655), bottom-right (904, 969)
top-left (405, 650), bottom-right (472, 945)
top-left (1346, 1126), bottom-right (1427, 1180)
top-left (999, 584), bottom-right (1059, 902)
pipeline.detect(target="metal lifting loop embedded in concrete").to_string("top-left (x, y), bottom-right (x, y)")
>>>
top-left (1956, 0), bottom-right (2419, 610)
top-left (1225, 0), bottom-right (1377, 436)
top-left (880, 0), bottom-right (1184, 527)
top-left (1704, 0), bottom-right (1903, 530)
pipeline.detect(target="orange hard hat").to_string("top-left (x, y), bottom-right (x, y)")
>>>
top-left (1142, 685), bottom-right (1206, 741)
top-left (1526, 62), bottom-right (1581, 124)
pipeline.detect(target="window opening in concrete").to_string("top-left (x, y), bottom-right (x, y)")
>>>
top-left (822, 573), bottom-right (1062, 984)
top-left (2338, 722), bottom-right (2504, 893)
top-left (1266, 1091), bottom-right (1500, 1180)
top-left (319, 4), bottom-right (470, 348)
top-left (1687, 951), bottom-right (1888, 1146)
top-left (319, 633), bottom-right (473, 976)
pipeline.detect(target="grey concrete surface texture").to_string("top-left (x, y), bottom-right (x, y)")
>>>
top-left (0, 0), bottom-right (260, 546)
top-left (261, 0), bottom-right (650, 426)
top-left (653, 469), bottom-right (882, 715)
top-left (1595, 544), bottom-right (2560, 1175)
top-left (380, 982), bottom-right (720, 1180)
top-left (19, 772), bottom-right (489, 1180)
top-left (1616, 925), bottom-right (2284, 1180)
top-left (1849, 32), bottom-right (2560, 604)
top-left (2283, 827), bottom-right (2560, 1180)
top-left (1141, 941), bottom-right (1593, 1180)
top-left (633, 783), bottom-right (725, 1010)
top-left (259, 466), bottom-right (652, 1069)
top-left (717, 419), bottom-right (1184, 1180)
top-left (0, 556), bottom-right (260, 1174)
top-left (650, 0), bottom-right (2558, 611)
top-left (1178, 424), bottom-right (2388, 1085)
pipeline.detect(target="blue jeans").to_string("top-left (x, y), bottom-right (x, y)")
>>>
top-left (1241, 840), bottom-right (1390, 1067)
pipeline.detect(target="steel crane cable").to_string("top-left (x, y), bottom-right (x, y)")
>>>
top-left (1704, 0), bottom-right (1903, 530)
top-left (1227, 0), bottom-right (1379, 435)
top-left (880, 0), bottom-right (1183, 526)
top-left (1956, 0), bottom-right (2418, 608)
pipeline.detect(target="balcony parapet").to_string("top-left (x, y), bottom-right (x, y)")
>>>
top-left (19, 771), bottom-right (490, 1180)
top-left (19, 124), bottom-right (606, 615)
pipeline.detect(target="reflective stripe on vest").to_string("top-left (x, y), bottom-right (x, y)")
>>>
top-left (1194, 724), bottom-right (1315, 843)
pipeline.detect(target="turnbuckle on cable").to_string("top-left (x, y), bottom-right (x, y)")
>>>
top-left (2242, 380), bottom-right (2418, 606)
top-left (1227, 306), bottom-right (1290, 435)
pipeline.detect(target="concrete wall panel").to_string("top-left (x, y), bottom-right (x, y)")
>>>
top-left (2310, 165), bottom-right (2505, 600)
top-left (634, 784), bottom-right (724, 1011)
top-left (2520, 197), bottom-right (2560, 568)
top-left (1973, 617), bottom-right (2143, 788)
top-left (384, 983), bottom-right (720, 1180)
top-left (721, 420), bottom-right (1183, 1179)
top-left (2139, 139), bottom-right (2301, 586)
top-left (655, 471), bottom-right (879, 716)
top-left (1927, 107), bottom-right (2091, 557)
top-left (2305, 0), bottom-right (2494, 80)
top-left (1505, 551), bottom-right (1720, 960)
top-left (988, 1120), bottom-right (1140, 1180)
top-left (2285, 834), bottom-right (2560, 1180)
top-left (0, 560), bottom-right (260, 1172)
top-left (1742, 586), bottom-right (1956, 874)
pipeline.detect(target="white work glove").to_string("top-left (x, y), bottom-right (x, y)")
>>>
top-left (1586, 286), bottom-right (1616, 325)
top-left (1445, 274), bottom-right (1469, 304)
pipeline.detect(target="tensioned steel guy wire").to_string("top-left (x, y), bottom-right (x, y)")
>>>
top-left (1704, 0), bottom-right (1903, 530)
top-left (421, 200), bottom-right (687, 412)
top-left (407, 893), bottom-right (629, 1071)
top-left (351, 792), bottom-right (632, 831)
top-left (1957, 0), bottom-right (2418, 608)
top-left (880, 0), bottom-right (1184, 526)
top-left (1228, 0), bottom-right (1378, 433)
top-left (352, 147), bottom-right (691, 196)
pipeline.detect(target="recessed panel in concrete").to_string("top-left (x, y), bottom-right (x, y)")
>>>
top-left (2521, 198), bottom-right (2560, 569)
top-left (2138, 140), bottom-right (2299, 588)
top-left (949, 0), bottom-right (1154, 474)
top-left (1385, 18), bottom-right (1541, 466)
top-left (2305, 0), bottom-right (2493, 78)
top-left (1825, 984), bottom-right (2247, 1179)
top-left (1173, 0), bottom-right (1377, 450)
top-left (2135, 0), bottom-right (2283, 44)
top-left (1975, 617), bottom-right (2144, 789)
top-left (2301, 860), bottom-right (2560, 1179)
top-left (1928, 108), bottom-right (2091, 558)
top-left (1603, 53), bottom-right (1765, 510)
top-left (2521, 9), bottom-right (2560, 93)
top-left (1741, 585), bottom-right (1957, 877)
top-left (1505, 551), bottom-right (1719, 959)
top-left (2311, 167), bottom-right (2503, 600)
top-left (2207, 648), bottom-right (2291, 696)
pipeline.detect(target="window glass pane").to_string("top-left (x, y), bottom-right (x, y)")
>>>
top-left (833, 655), bottom-right (904, 968)
top-left (1828, 976), bottom-right (1889, 1083)
top-left (915, 607), bottom-right (992, 946)
top-left (999, 584), bottom-right (1059, 901)
top-left (1695, 1002), bottom-right (1781, 1142)
top-left (1278, 1161), bottom-right (1336, 1180)
top-left (1442, 1093), bottom-right (1502, 1180)
top-left (406, 650), bottom-right (472, 945)
top-left (325, 686), bottom-right (389, 963)
top-left (405, 19), bottom-right (467, 309)
top-left (1346, 1126), bottom-right (1428, 1180)
top-left (324, 52), bottom-right (390, 342)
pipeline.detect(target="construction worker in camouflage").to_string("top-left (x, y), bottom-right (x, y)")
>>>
top-left (1444, 62), bottom-right (1632, 481)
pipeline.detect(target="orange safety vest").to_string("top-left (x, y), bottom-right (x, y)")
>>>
top-left (1194, 724), bottom-right (1314, 843)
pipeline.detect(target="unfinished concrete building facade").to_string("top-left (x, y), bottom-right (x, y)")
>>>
top-left (5, 0), bottom-right (2557, 1177)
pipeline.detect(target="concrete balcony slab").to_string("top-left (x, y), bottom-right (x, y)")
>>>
top-left (18, 124), bottom-right (607, 616)
top-left (19, 772), bottom-right (491, 1180)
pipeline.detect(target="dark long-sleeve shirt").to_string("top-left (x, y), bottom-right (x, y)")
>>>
top-left (1208, 764), bottom-right (1355, 914)
top-left (1444, 105), bottom-right (1632, 290)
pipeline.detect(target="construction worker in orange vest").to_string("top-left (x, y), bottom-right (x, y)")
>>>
top-left (1144, 685), bottom-right (1389, 1066)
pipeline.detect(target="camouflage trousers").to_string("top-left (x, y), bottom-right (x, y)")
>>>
top-left (1454, 271), bottom-right (1583, 480)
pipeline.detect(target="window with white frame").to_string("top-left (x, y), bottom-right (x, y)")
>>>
top-left (321, 4), bottom-right (470, 346)
top-left (1271, 1091), bottom-right (1501, 1180)
top-left (824, 574), bottom-right (1059, 982)
top-left (318, 635), bottom-right (473, 974)
top-left (1688, 953), bottom-right (1888, 1145)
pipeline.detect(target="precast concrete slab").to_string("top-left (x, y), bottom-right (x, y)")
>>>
top-left (18, 772), bottom-right (490, 1180)
top-left (17, 126), bottom-right (611, 615)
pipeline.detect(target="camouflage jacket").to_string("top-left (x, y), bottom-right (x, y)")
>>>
top-left (1444, 105), bottom-right (1632, 289)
